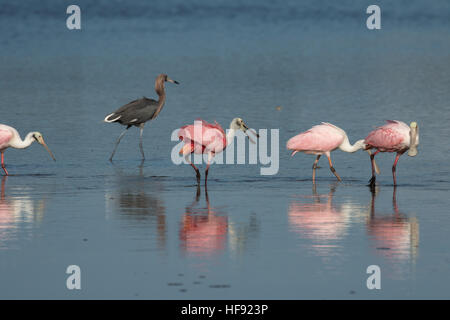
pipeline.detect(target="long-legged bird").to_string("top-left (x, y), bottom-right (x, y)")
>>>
top-left (0, 124), bottom-right (56, 175)
top-left (364, 120), bottom-right (419, 187)
top-left (286, 122), bottom-right (367, 183)
top-left (178, 118), bottom-right (259, 185)
top-left (104, 74), bottom-right (179, 161)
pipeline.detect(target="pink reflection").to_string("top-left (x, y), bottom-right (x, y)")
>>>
top-left (180, 187), bottom-right (228, 256)
top-left (367, 187), bottom-right (419, 263)
top-left (288, 184), bottom-right (351, 256)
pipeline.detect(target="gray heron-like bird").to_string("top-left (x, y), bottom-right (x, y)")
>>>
top-left (104, 73), bottom-right (179, 161)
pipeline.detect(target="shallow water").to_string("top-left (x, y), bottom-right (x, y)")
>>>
top-left (1, 0), bottom-right (450, 299)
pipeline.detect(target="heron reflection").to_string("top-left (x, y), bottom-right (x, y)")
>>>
top-left (105, 167), bottom-right (166, 251)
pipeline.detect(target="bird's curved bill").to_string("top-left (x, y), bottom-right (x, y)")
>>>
top-left (37, 137), bottom-right (56, 161)
top-left (241, 123), bottom-right (259, 144)
top-left (167, 77), bottom-right (179, 85)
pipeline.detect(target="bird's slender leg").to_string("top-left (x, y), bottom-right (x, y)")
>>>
top-left (312, 154), bottom-right (321, 184)
top-left (369, 150), bottom-right (380, 187)
top-left (326, 153), bottom-right (341, 181)
top-left (185, 154), bottom-right (201, 184)
top-left (139, 124), bottom-right (145, 160)
top-left (205, 153), bottom-right (213, 187)
top-left (1, 152), bottom-right (8, 176)
top-left (109, 127), bottom-right (129, 161)
top-left (392, 152), bottom-right (403, 186)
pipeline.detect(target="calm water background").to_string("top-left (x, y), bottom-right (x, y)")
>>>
top-left (0, 0), bottom-right (450, 299)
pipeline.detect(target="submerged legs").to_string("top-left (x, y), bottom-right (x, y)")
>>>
top-left (312, 155), bottom-right (321, 184)
top-left (139, 124), bottom-right (145, 160)
top-left (326, 153), bottom-right (342, 182)
top-left (1, 152), bottom-right (8, 176)
top-left (369, 150), bottom-right (380, 187)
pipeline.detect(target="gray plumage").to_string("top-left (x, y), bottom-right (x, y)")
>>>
top-left (104, 74), bottom-right (179, 161)
top-left (105, 97), bottom-right (159, 128)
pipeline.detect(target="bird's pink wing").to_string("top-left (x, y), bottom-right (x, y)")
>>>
top-left (0, 128), bottom-right (13, 150)
top-left (286, 124), bottom-right (344, 153)
top-left (365, 121), bottom-right (405, 149)
top-left (178, 120), bottom-right (226, 153)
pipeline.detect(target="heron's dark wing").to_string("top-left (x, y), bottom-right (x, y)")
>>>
top-left (105, 97), bottom-right (159, 125)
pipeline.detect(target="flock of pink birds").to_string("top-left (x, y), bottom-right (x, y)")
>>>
top-left (0, 74), bottom-right (419, 187)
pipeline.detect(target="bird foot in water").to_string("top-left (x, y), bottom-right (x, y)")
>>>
top-left (368, 176), bottom-right (376, 187)
top-left (196, 171), bottom-right (201, 184)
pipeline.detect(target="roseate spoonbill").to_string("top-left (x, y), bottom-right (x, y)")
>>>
top-left (364, 120), bottom-right (419, 187)
top-left (286, 122), bottom-right (366, 183)
top-left (178, 118), bottom-right (259, 185)
top-left (0, 124), bottom-right (56, 176)
top-left (104, 74), bottom-right (179, 161)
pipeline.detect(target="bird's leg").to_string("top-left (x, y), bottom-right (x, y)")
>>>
top-left (139, 124), bottom-right (145, 160)
top-left (185, 155), bottom-right (200, 184)
top-left (392, 152), bottom-right (402, 186)
top-left (1, 152), bottom-right (8, 176)
top-left (205, 153), bottom-right (213, 187)
top-left (312, 155), bottom-right (321, 184)
top-left (109, 127), bottom-right (129, 161)
top-left (326, 153), bottom-right (341, 181)
top-left (368, 150), bottom-right (380, 187)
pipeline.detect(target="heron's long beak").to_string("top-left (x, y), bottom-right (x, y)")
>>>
top-left (167, 77), bottom-right (179, 85)
top-left (241, 123), bottom-right (259, 144)
top-left (408, 122), bottom-right (418, 157)
top-left (37, 137), bottom-right (56, 161)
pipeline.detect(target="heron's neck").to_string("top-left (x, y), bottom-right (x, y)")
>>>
top-left (339, 136), bottom-right (364, 153)
top-left (226, 128), bottom-right (237, 147)
top-left (10, 132), bottom-right (35, 149)
top-left (155, 82), bottom-right (166, 104)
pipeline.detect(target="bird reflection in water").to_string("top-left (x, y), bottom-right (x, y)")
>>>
top-left (180, 187), bottom-right (228, 256)
top-left (367, 186), bottom-right (419, 267)
top-left (288, 183), bottom-right (355, 257)
top-left (105, 164), bottom-right (166, 251)
top-left (0, 176), bottom-right (46, 248)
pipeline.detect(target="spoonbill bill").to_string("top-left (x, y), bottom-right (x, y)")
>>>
top-left (364, 120), bottom-right (419, 187)
top-left (104, 74), bottom-right (179, 161)
top-left (286, 122), bottom-right (366, 183)
top-left (178, 118), bottom-right (259, 185)
top-left (0, 124), bottom-right (56, 175)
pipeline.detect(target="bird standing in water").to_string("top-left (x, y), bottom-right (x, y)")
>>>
top-left (0, 124), bottom-right (56, 175)
top-left (286, 122), bottom-right (367, 183)
top-left (364, 120), bottom-right (419, 187)
top-left (104, 74), bottom-right (179, 161)
top-left (178, 118), bottom-right (259, 185)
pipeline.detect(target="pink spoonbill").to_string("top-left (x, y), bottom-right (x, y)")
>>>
top-left (286, 122), bottom-right (366, 183)
top-left (0, 124), bottom-right (56, 175)
top-left (178, 118), bottom-right (259, 185)
top-left (364, 120), bottom-right (419, 187)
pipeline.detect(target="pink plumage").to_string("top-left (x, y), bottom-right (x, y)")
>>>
top-left (286, 122), bottom-right (365, 183)
top-left (178, 119), bottom-right (227, 154)
top-left (0, 127), bottom-right (13, 151)
top-left (364, 120), bottom-right (419, 186)
top-left (365, 120), bottom-right (410, 153)
top-left (286, 123), bottom-right (345, 156)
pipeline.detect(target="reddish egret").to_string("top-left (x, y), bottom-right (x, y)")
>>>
top-left (104, 74), bottom-right (179, 161)
top-left (286, 122), bottom-right (366, 183)
top-left (178, 118), bottom-right (259, 185)
top-left (0, 124), bottom-right (56, 175)
top-left (364, 120), bottom-right (419, 187)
